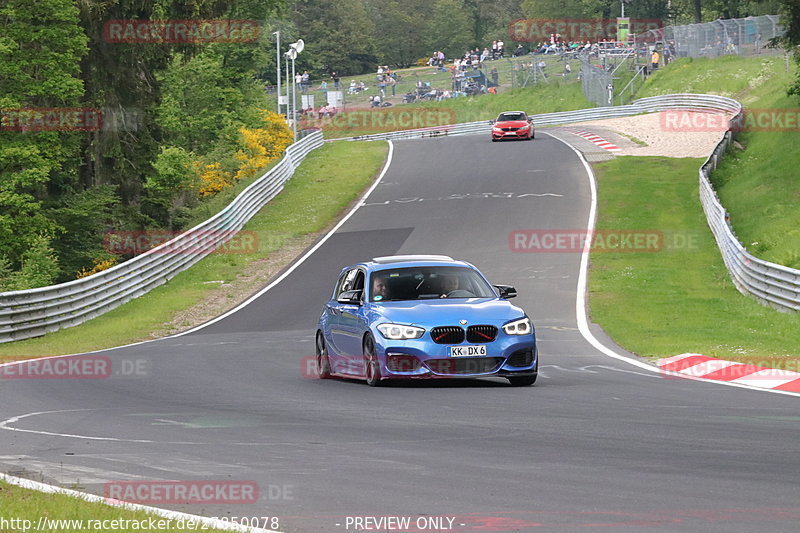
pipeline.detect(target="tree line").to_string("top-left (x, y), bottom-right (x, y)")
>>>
top-left (1, 0), bottom-right (289, 289)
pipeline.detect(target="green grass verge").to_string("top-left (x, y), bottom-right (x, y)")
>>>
top-left (411, 80), bottom-right (589, 121)
top-left (319, 79), bottom-right (589, 139)
top-left (635, 54), bottom-right (800, 293)
top-left (637, 54), bottom-right (787, 98)
top-left (0, 480), bottom-right (239, 533)
top-left (0, 141), bottom-right (388, 358)
top-left (589, 156), bottom-right (800, 369)
top-left (638, 56), bottom-right (800, 268)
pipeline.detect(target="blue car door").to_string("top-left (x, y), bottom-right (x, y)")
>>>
top-left (336, 269), bottom-right (368, 372)
top-left (338, 301), bottom-right (368, 373)
top-left (329, 268), bottom-right (366, 375)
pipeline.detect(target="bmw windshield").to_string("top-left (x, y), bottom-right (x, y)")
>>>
top-left (369, 266), bottom-right (496, 302)
top-left (496, 112), bottom-right (526, 121)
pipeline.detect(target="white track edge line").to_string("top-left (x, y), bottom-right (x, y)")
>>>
top-left (0, 473), bottom-right (281, 533)
top-left (542, 131), bottom-right (800, 399)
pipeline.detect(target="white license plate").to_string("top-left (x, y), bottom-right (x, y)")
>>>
top-left (449, 345), bottom-right (487, 357)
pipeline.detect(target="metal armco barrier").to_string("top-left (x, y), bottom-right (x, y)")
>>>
top-left (337, 94), bottom-right (742, 142)
top-left (0, 131), bottom-right (324, 343)
top-left (341, 93), bottom-right (800, 312)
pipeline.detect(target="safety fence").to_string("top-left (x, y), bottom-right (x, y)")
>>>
top-left (635, 15), bottom-right (784, 58)
top-left (698, 123), bottom-right (800, 311)
top-left (341, 93), bottom-right (800, 312)
top-left (339, 93), bottom-right (740, 141)
top-left (0, 131), bottom-right (324, 343)
top-left (581, 59), bottom-right (616, 106)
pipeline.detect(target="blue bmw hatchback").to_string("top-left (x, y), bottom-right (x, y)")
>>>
top-left (316, 255), bottom-right (538, 386)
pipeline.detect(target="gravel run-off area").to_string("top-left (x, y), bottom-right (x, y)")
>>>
top-left (573, 110), bottom-right (732, 157)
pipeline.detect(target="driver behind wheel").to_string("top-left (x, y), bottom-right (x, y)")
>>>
top-left (372, 274), bottom-right (390, 301)
top-left (440, 275), bottom-right (459, 297)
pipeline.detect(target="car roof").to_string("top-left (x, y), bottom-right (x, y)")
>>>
top-left (340, 255), bottom-right (479, 274)
top-left (498, 111), bottom-right (526, 116)
top-left (372, 254), bottom-right (454, 264)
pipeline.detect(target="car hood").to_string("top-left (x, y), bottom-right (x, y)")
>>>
top-left (371, 298), bottom-right (525, 327)
top-left (495, 120), bottom-right (530, 128)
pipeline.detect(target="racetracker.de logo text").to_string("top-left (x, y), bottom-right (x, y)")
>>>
top-left (299, 108), bottom-right (456, 133)
top-left (509, 229), bottom-right (667, 253)
top-left (103, 480), bottom-right (259, 504)
top-left (103, 19), bottom-right (260, 43)
top-left (660, 109), bottom-right (800, 132)
top-left (1, 108), bottom-right (102, 132)
top-left (508, 18), bottom-right (662, 42)
top-left (103, 230), bottom-right (259, 256)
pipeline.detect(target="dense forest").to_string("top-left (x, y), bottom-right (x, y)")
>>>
top-left (0, 0), bottom-right (796, 290)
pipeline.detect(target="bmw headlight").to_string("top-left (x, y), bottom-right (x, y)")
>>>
top-left (492, 126), bottom-right (502, 132)
top-left (503, 317), bottom-right (532, 336)
top-left (377, 323), bottom-right (425, 340)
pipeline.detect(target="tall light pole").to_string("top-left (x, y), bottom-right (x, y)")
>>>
top-left (273, 31), bottom-right (281, 114)
top-left (287, 39), bottom-right (304, 141)
top-left (284, 51), bottom-right (290, 123)
top-left (288, 47), bottom-right (297, 140)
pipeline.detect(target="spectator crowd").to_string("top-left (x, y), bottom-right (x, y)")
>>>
top-left (287, 33), bottom-right (676, 122)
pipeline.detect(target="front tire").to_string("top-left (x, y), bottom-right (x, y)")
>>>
top-left (316, 332), bottom-right (332, 379)
top-left (363, 334), bottom-right (382, 387)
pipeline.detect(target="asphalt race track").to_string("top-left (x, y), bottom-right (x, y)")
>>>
top-left (1, 134), bottom-right (799, 532)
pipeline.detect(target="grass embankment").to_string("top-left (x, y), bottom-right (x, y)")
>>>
top-left (589, 54), bottom-right (800, 368)
top-left (0, 480), bottom-right (238, 533)
top-left (0, 141), bottom-right (388, 359)
top-left (638, 54), bottom-right (799, 266)
top-left (589, 156), bottom-right (800, 368)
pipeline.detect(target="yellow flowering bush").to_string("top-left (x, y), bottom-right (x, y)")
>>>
top-left (196, 161), bottom-right (232, 197)
top-left (76, 257), bottom-right (118, 279)
top-left (234, 109), bottom-right (293, 182)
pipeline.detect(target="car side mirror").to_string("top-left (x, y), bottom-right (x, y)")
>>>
top-left (494, 285), bottom-right (517, 299)
top-left (337, 289), bottom-right (363, 305)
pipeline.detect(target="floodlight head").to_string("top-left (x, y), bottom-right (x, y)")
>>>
top-left (291, 39), bottom-right (305, 53)
top-left (286, 48), bottom-right (297, 60)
